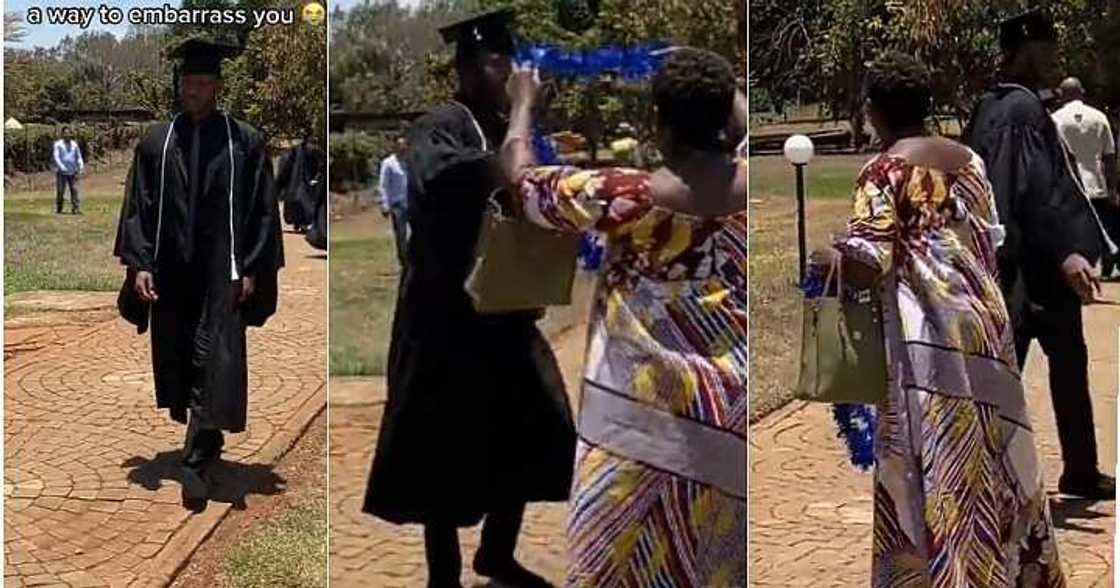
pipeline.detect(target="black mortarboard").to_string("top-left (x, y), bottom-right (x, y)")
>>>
top-left (170, 38), bottom-right (243, 77)
top-left (999, 10), bottom-right (1057, 53)
top-left (438, 9), bottom-right (516, 60)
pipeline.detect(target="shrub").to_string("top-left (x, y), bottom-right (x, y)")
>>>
top-left (4, 122), bottom-right (149, 174)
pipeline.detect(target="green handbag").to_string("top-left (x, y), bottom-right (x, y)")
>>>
top-left (795, 258), bottom-right (888, 404)
top-left (465, 197), bottom-right (582, 313)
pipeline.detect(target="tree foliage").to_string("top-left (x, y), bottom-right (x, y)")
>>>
top-left (751, 0), bottom-right (1118, 142)
top-left (330, 0), bottom-right (745, 154)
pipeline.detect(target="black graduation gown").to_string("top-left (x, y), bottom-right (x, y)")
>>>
top-left (964, 84), bottom-right (1106, 324)
top-left (114, 112), bottom-right (284, 432)
top-left (363, 102), bottom-right (576, 527)
top-left (304, 178), bottom-right (328, 251)
top-left (278, 142), bottom-right (323, 228)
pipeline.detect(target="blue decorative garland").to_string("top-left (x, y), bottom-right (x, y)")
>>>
top-left (515, 42), bottom-right (670, 81)
top-left (518, 42), bottom-right (668, 270)
top-left (801, 270), bottom-right (878, 470)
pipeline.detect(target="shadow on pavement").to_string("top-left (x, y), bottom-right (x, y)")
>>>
top-left (1050, 497), bottom-right (1109, 534)
top-left (123, 450), bottom-right (289, 512)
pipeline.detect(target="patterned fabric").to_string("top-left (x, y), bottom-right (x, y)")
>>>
top-left (835, 152), bottom-right (1065, 587)
top-left (518, 163), bottom-right (748, 587)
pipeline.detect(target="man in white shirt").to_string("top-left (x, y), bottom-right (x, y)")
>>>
top-left (378, 137), bottom-right (410, 266)
top-left (1054, 77), bottom-right (1118, 275)
top-left (52, 127), bottom-right (85, 214)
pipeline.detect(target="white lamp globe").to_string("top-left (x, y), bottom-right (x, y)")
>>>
top-left (783, 134), bottom-right (815, 166)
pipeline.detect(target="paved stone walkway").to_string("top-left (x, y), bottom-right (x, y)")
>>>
top-left (749, 284), bottom-right (1119, 587)
top-left (328, 324), bottom-right (588, 587)
top-left (4, 232), bottom-right (327, 588)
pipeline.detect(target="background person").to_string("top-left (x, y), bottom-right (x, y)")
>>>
top-left (964, 10), bottom-right (1114, 500)
top-left (378, 136), bottom-right (410, 266)
top-left (52, 126), bottom-right (84, 214)
top-left (1054, 76), bottom-right (1119, 277)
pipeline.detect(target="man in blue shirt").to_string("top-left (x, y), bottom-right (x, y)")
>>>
top-left (52, 127), bottom-right (84, 214)
top-left (378, 136), bottom-right (409, 266)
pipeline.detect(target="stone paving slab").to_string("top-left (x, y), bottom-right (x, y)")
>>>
top-left (4, 232), bottom-right (327, 588)
top-left (749, 284), bottom-right (1120, 587)
top-left (328, 324), bottom-right (589, 587)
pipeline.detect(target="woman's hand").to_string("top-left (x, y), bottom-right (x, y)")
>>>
top-left (506, 63), bottom-right (542, 111)
top-left (809, 247), bottom-right (841, 271)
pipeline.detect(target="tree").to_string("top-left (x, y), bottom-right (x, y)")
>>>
top-left (752, 0), bottom-right (1113, 143)
top-left (224, 0), bottom-right (329, 146)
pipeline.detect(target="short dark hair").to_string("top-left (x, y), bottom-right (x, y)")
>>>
top-left (864, 51), bottom-right (932, 131)
top-left (651, 48), bottom-right (736, 150)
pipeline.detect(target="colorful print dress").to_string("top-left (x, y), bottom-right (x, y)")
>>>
top-left (834, 152), bottom-right (1065, 587)
top-left (518, 163), bottom-right (748, 587)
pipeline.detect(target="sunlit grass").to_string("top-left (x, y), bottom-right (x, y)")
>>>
top-left (225, 499), bottom-right (328, 588)
top-left (749, 154), bottom-right (865, 420)
top-left (5, 188), bottom-right (125, 295)
top-left (328, 212), bottom-right (399, 376)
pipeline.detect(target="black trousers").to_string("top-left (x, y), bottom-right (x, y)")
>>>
top-left (1014, 298), bottom-right (1099, 478)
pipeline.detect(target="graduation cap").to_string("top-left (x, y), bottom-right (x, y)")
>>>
top-left (439, 9), bottom-right (516, 61)
top-left (1000, 9), bottom-right (1057, 53)
top-left (170, 37), bottom-right (244, 77)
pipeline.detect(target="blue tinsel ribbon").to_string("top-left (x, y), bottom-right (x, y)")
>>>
top-left (520, 41), bottom-right (665, 271)
top-left (801, 271), bottom-right (878, 470)
top-left (515, 42), bottom-right (670, 81)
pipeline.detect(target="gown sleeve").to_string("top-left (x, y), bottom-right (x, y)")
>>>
top-left (984, 120), bottom-right (1100, 266)
top-left (515, 166), bottom-right (653, 237)
top-left (113, 142), bottom-right (158, 272)
top-left (834, 160), bottom-right (898, 279)
top-left (241, 131), bottom-right (284, 279)
top-left (405, 111), bottom-right (495, 212)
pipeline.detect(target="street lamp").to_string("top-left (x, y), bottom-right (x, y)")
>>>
top-left (783, 134), bottom-right (815, 282)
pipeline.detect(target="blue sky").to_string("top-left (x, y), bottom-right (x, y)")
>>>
top-left (8, 0), bottom-right (424, 49)
top-left (7, 0), bottom-right (170, 49)
top-left (331, 0), bottom-right (422, 13)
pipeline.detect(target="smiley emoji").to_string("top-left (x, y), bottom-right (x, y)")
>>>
top-left (302, 2), bottom-right (325, 26)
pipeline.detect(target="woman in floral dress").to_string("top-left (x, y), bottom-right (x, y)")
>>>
top-left (501, 48), bottom-right (747, 586)
top-left (813, 52), bottom-right (1065, 587)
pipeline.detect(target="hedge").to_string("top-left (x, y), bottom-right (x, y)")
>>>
top-left (4, 122), bottom-right (150, 174)
top-left (329, 130), bottom-right (392, 192)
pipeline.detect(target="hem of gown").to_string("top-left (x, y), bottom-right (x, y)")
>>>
top-left (361, 492), bottom-right (572, 529)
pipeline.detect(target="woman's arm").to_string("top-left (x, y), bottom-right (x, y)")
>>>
top-left (499, 65), bottom-right (541, 188)
top-left (727, 87), bottom-right (747, 147)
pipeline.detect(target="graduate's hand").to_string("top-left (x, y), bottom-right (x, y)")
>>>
top-left (1062, 253), bottom-right (1101, 304)
top-left (238, 276), bottom-right (256, 305)
top-left (134, 271), bottom-right (157, 302)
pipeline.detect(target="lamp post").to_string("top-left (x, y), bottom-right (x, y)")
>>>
top-left (783, 134), bottom-right (815, 282)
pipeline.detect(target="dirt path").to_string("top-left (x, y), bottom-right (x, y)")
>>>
top-left (3, 231), bottom-right (326, 588)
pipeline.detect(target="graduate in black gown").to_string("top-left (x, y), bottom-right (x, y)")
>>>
top-left (964, 10), bottom-right (1115, 499)
top-left (363, 10), bottom-right (575, 588)
top-left (277, 136), bottom-right (324, 232)
top-left (114, 38), bottom-right (284, 505)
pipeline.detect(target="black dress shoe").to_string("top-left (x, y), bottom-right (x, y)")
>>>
top-left (1059, 472), bottom-right (1116, 500)
top-left (473, 556), bottom-right (552, 588)
top-left (181, 463), bottom-right (209, 500)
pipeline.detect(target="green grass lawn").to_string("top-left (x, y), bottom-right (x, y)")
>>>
top-left (328, 211), bottom-right (399, 376)
top-left (749, 154), bottom-right (866, 420)
top-left (5, 176), bottom-right (128, 295)
top-left (225, 499), bottom-right (328, 588)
